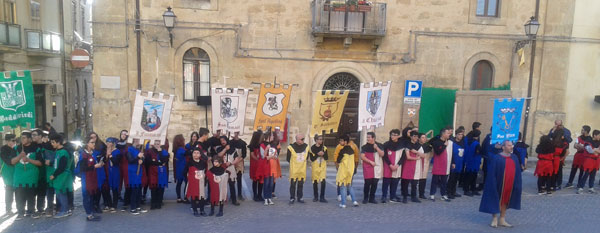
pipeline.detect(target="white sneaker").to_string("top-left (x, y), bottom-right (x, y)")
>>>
top-left (339, 204), bottom-right (346, 208)
top-left (429, 195), bottom-right (435, 201)
top-left (577, 188), bottom-right (583, 194)
top-left (337, 195), bottom-right (342, 202)
top-left (268, 199), bottom-right (275, 205)
top-left (352, 201), bottom-right (359, 206)
top-left (441, 196), bottom-right (451, 202)
top-left (264, 199), bottom-right (269, 206)
top-left (589, 188), bottom-right (596, 194)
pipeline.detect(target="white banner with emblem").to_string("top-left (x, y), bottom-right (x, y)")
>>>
top-left (128, 90), bottom-right (174, 145)
top-left (211, 88), bottom-right (249, 134)
top-left (358, 81), bottom-right (392, 130)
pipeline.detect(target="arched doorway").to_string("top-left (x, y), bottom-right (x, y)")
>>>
top-left (322, 72), bottom-right (361, 148)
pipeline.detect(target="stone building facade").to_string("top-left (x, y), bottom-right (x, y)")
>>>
top-left (91, 0), bottom-right (600, 149)
top-left (0, 0), bottom-right (92, 139)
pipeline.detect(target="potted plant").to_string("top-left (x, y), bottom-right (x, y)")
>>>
top-left (331, 0), bottom-right (346, 11)
top-left (347, 0), bottom-right (358, 12)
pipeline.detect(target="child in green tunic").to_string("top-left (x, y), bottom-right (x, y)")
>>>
top-left (13, 131), bottom-right (43, 220)
top-left (49, 134), bottom-right (73, 218)
top-left (1, 134), bottom-right (18, 215)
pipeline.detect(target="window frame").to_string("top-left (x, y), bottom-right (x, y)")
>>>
top-left (30, 0), bottom-right (40, 20)
top-left (4, 1), bottom-right (16, 23)
top-left (475, 0), bottom-right (500, 17)
top-left (182, 48), bottom-right (211, 102)
top-left (471, 60), bottom-right (494, 90)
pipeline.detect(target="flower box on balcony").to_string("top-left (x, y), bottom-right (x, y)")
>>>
top-left (358, 5), bottom-right (371, 12)
top-left (332, 6), bottom-right (346, 11)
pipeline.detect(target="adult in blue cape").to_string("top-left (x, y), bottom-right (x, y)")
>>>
top-left (479, 140), bottom-right (522, 228)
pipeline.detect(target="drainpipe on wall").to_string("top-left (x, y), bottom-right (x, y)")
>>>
top-left (59, 0), bottom-right (69, 139)
top-left (135, 0), bottom-right (142, 89)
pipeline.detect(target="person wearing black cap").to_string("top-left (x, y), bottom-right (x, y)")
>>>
top-left (14, 131), bottom-right (44, 220)
top-left (1, 133), bottom-right (18, 215)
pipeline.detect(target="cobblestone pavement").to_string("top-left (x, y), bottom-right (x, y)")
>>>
top-left (1, 162), bottom-right (599, 233)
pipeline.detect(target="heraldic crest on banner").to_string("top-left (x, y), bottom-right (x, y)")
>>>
top-left (311, 90), bottom-right (348, 136)
top-left (129, 90), bottom-right (174, 144)
top-left (358, 81), bottom-right (391, 130)
top-left (211, 88), bottom-right (249, 133)
top-left (491, 98), bottom-right (524, 144)
top-left (0, 70), bottom-right (36, 131)
top-left (254, 83), bottom-right (292, 130)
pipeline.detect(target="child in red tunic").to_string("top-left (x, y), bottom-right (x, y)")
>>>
top-left (534, 135), bottom-right (555, 195)
top-left (207, 157), bottom-right (229, 217)
top-left (185, 148), bottom-right (208, 216)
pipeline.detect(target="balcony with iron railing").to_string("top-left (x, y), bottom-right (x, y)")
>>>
top-left (25, 29), bottom-right (61, 56)
top-left (312, 0), bottom-right (386, 44)
top-left (0, 22), bottom-right (22, 52)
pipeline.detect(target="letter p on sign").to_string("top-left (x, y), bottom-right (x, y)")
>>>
top-left (404, 80), bottom-right (422, 98)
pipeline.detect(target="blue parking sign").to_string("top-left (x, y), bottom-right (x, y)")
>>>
top-left (404, 80), bottom-right (422, 98)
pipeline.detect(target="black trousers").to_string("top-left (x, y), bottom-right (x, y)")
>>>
top-left (110, 188), bottom-right (119, 208)
top-left (363, 178), bottom-right (379, 201)
top-left (150, 187), bottom-right (165, 207)
top-left (555, 163), bottom-right (564, 187)
top-left (567, 165), bottom-right (584, 185)
top-left (252, 181), bottom-right (263, 199)
top-left (35, 182), bottom-right (46, 212)
top-left (463, 172), bottom-right (478, 193)
top-left (123, 187), bottom-right (131, 206)
top-left (430, 175), bottom-right (448, 196)
top-left (401, 179), bottom-right (418, 198)
top-left (68, 190), bottom-right (74, 210)
top-left (228, 180), bottom-right (238, 203)
top-left (94, 185), bottom-right (111, 209)
top-left (236, 172), bottom-right (243, 196)
top-left (537, 176), bottom-right (552, 192)
top-left (175, 179), bottom-right (187, 199)
top-left (418, 179), bottom-right (427, 197)
top-left (190, 197), bottom-right (206, 212)
top-left (15, 186), bottom-right (35, 215)
top-left (313, 180), bottom-right (326, 200)
top-left (382, 178), bottom-right (399, 199)
top-left (290, 179), bottom-right (304, 200)
top-left (578, 170), bottom-right (597, 189)
top-left (447, 172), bottom-right (461, 196)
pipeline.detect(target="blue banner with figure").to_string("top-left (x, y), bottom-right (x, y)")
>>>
top-left (491, 98), bottom-right (524, 144)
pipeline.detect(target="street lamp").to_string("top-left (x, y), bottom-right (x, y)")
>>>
top-left (163, 6), bottom-right (176, 46)
top-left (520, 16), bottom-right (540, 145)
top-left (524, 16), bottom-right (540, 38)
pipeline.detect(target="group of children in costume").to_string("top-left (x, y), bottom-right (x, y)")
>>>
top-left (535, 125), bottom-right (600, 195)
top-left (3, 120), bottom-right (598, 226)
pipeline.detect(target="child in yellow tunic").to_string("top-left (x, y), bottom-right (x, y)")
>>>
top-left (335, 135), bottom-right (359, 208)
top-left (286, 134), bottom-right (308, 204)
top-left (309, 135), bottom-right (328, 203)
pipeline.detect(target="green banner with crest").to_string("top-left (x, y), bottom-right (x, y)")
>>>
top-left (0, 70), bottom-right (36, 131)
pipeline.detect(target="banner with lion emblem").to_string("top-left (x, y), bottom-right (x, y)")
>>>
top-left (253, 83), bottom-right (292, 130)
top-left (211, 88), bottom-right (249, 134)
top-left (358, 81), bottom-right (391, 130)
top-left (128, 90), bottom-right (174, 145)
top-left (310, 90), bottom-right (348, 136)
top-left (0, 70), bottom-right (36, 131)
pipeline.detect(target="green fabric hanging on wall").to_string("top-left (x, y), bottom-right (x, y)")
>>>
top-left (418, 87), bottom-right (456, 137)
